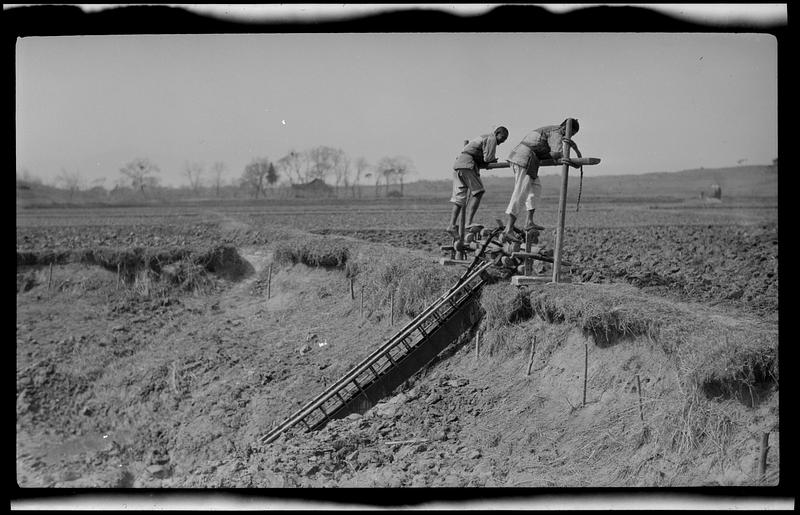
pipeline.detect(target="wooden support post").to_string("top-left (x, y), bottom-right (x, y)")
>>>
top-left (636, 374), bottom-right (645, 422)
top-left (267, 264), bottom-right (273, 300)
top-left (475, 330), bottom-right (481, 361)
top-left (553, 118), bottom-right (575, 283)
top-left (526, 336), bottom-right (536, 376)
top-left (524, 232), bottom-right (533, 276)
top-left (360, 285), bottom-right (364, 318)
top-left (116, 263), bottom-right (120, 290)
top-left (389, 290), bottom-right (395, 325)
top-left (759, 432), bottom-right (770, 480)
top-left (458, 196), bottom-right (467, 260)
top-left (349, 278), bottom-right (355, 300)
top-left (582, 336), bottom-right (588, 406)
top-left (48, 262), bottom-right (53, 290)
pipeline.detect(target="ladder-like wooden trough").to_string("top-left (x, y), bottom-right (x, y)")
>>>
top-left (259, 258), bottom-right (495, 445)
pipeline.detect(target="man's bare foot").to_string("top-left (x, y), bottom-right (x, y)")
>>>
top-left (501, 230), bottom-right (521, 243)
top-left (466, 223), bottom-right (484, 233)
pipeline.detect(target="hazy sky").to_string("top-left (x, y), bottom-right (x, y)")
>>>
top-left (16, 30), bottom-right (778, 187)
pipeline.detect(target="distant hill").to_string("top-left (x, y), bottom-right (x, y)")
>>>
top-left (401, 164), bottom-right (778, 201)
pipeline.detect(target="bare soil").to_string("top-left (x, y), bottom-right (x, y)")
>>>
top-left (16, 202), bottom-right (780, 491)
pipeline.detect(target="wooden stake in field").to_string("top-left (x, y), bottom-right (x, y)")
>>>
top-left (553, 118), bottom-right (575, 283)
top-left (636, 374), bottom-right (645, 422)
top-left (360, 285), bottom-right (365, 319)
top-left (266, 264), bottom-right (273, 300)
top-left (48, 262), bottom-right (53, 290)
top-left (458, 195), bottom-right (467, 260)
top-left (475, 330), bottom-right (481, 362)
top-left (759, 432), bottom-right (770, 480)
top-left (116, 263), bottom-right (121, 290)
top-left (349, 278), bottom-right (355, 300)
top-left (526, 336), bottom-right (537, 376)
top-left (582, 336), bottom-right (589, 406)
top-left (389, 290), bottom-right (395, 325)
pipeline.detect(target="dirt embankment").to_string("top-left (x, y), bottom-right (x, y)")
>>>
top-left (16, 231), bottom-right (779, 489)
top-left (235, 282), bottom-right (780, 488)
top-left (315, 222), bottom-right (779, 320)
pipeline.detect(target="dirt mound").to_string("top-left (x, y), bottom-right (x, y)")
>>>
top-left (16, 244), bottom-right (254, 286)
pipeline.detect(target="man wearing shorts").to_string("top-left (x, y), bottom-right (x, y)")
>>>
top-left (446, 126), bottom-right (509, 239)
top-left (502, 118), bottom-right (582, 243)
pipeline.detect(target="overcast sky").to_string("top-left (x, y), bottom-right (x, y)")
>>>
top-left (16, 29), bottom-right (778, 187)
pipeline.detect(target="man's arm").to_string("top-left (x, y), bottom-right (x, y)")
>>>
top-left (482, 135), bottom-right (498, 165)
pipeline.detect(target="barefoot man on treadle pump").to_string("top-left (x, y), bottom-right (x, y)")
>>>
top-left (446, 125), bottom-right (509, 239)
top-left (502, 118), bottom-right (583, 243)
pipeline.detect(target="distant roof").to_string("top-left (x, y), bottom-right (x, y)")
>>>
top-left (291, 178), bottom-right (332, 190)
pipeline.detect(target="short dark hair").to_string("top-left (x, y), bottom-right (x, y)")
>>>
top-left (495, 126), bottom-right (509, 137)
top-left (560, 118), bottom-right (579, 133)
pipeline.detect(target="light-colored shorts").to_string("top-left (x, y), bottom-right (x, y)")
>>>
top-left (449, 167), bottom-right (485, 206)
top-left (505, 162), bottom-right (542, 216)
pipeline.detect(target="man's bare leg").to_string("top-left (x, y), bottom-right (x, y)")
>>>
top-left (465, 191), bottom-right (484, 227)
top-left (446, 203), bottom-right (462, 239)
top-left (524, 209), bottom-right (545, 231)
top-left (503, 213), bottom-right (521, 243)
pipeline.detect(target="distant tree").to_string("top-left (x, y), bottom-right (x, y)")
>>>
top-left (56, 168), bottom-right (85, 199)
top-left (306, 146), bottom-right (339, 183)
top-left (266, 162), bottom-right (280, 192)
top-left (328, 148), bottom-right (350, 195)
top-left (120, 158), bottom-right (160, 197)
top-left (210, 161), bottom-right (226, 197)
top-left (353, 157), bottom-right (369, 198)
top-left (241, 157), bottom-right (271, 199)
top-left (366, 171), bottom-right (381, 198)
top-left (772, 157), bottom-right (778, 167)
top-left (183, 161), bottom-right (204, 194)
top-left (16, 167), bottom-right (43, 185)
top-left (387, 156), bottom-right (415, 196)
top-left (276, 150), bottom-right (306, 185)
top-left (376, 156), bottom-right (402, 196)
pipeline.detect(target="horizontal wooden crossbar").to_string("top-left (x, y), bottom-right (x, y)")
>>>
top-left (485, 157), bottom-right (600, 170)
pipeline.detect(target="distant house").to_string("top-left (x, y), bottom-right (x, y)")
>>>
top-left (290, 178), bottom-right (334, 198)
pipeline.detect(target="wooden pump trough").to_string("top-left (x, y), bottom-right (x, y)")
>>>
top-left (259, 258), bottom-right (494, 445)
